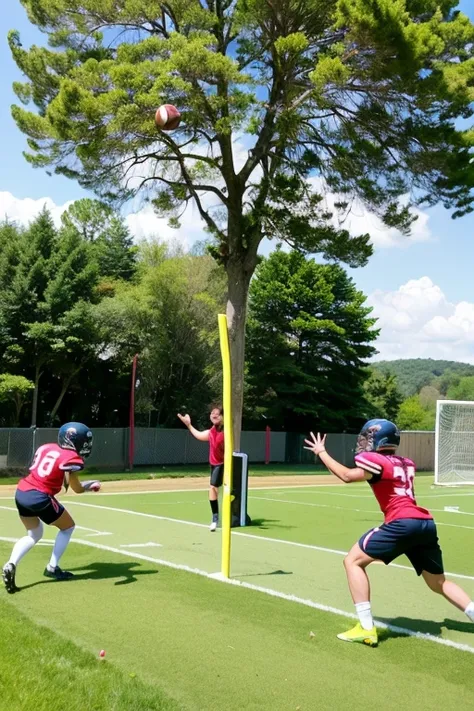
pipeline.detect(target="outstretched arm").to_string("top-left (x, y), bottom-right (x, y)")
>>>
top-left (177, 413), bottom-right (210, 442)
top-left (68, 473), bottom-right (101, 493)
top-left (304, 432), bottom-right (371, 483)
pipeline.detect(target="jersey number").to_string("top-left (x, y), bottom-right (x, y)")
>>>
top-left (393, 465), bottom-right (415, 500)
top-left (31, 450), bottom-right (61, 478)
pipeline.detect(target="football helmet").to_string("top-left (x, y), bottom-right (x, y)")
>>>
top-left (58, 422), bottom-right (93, 458)
top-left (356, 419), bottom-right (400, 454)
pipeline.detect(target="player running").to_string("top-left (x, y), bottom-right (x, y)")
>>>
top-left (305, 419), bottom-right (474, 646)
top-left (178, 404), bottom-right (224, 531)
top-left (2, 422), bottom-right (101, 593)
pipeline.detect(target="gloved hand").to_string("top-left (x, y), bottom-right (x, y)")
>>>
top-left (81, 480), bottom-right (101, 492)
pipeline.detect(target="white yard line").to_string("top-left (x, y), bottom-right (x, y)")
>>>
top-left (1, 533), bottom-right (471, 656)
top-left (65, 501), bottom-right (474, 582)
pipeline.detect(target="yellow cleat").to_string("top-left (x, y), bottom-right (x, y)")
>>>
top-left (337, 622), bottom-right (378, 647)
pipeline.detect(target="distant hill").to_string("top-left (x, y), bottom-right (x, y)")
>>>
top-left (373, 359), bottom-right (474, 397)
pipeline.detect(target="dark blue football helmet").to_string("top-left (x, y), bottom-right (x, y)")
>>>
top-left (58, 422), bottom-right (93, 458)
top-left (356, 419), bottom-right (400, 454)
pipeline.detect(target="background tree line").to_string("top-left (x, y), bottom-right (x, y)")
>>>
top-left (2, 201), bottom-right (474, 433)
top-left (0, 200), bottom-right (380, 432)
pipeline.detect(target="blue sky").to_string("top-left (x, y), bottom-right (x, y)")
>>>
top-left (1, 2), bottom-right (474, 362)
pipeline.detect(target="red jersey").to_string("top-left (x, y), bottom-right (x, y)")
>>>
top-left (354, 451), bottom-right (432, 524)
top-left (208, 426), bottom-right (224, 466)
top-left (18, 443), bottom-right (84, 496)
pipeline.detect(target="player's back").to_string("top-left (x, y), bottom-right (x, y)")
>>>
top-left (17, 443), bottom-right (84, 496)
top-left (355, 451), bottom-right (431, 523)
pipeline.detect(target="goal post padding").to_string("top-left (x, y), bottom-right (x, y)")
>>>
top-left (435, 400), bottom-right (474, 486)
top-left (231, 452), bottom-right (251, 527)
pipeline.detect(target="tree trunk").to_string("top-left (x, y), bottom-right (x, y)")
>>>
top-left (226, 257), bottom-right (253, 449)
top-left (31, 365), bottom-right (42, 427)
top-left (49, 370), bottom-right (78, 425)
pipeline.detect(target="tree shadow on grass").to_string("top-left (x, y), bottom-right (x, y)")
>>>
top-left (18, 561), bottom-right (158, 592)
top-left (375, 616), bottom-right (474, 645)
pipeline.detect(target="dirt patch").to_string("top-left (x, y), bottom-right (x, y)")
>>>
top-left (0, 474), bottom-right (342, 498)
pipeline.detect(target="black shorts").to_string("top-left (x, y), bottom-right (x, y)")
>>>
top-left (210, 464), bottom-right (224, 488)
top-left (359, 518), bottom-right (444, 576)
top-left (15, 489), bottom-right (65, 525)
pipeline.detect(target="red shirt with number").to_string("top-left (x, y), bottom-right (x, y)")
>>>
top-left (354, 452), bottom-right (432, 524)
top-left (17, 443), bottom-right (84, 496)
top-left (208, 426), bottom-right (224, 466)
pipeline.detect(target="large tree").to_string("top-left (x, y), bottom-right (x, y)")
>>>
top-left (10, 0), bottom-right (474, 442)
top-left (245, 247), bottom-right (378, 431)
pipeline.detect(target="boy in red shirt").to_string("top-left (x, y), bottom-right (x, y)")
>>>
top-left (305, 418), bottom-right (474, 646)
top-left (178, 404), bottom-right (224, 531)
top-left (2, 422), bottom-right (101, 593)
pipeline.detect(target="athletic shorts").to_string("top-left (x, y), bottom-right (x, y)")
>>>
top-left (359, 518), bottom-right (444, 576)
top-left (15, 489), bottom-right (65, 525)
top-left (210, 464), bottom-right (224, 488)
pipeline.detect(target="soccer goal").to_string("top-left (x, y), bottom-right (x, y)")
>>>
top-left (435, 400), bottom-right (474, 485)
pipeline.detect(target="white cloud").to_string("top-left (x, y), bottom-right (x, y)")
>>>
top-left (369, 277), bottom-right (474, 363)
top-left (307, 178), bottom-right (432, 250)
top-left (0, 191), bottom-right (74, 228)
top-left (0, 190), bottom-right (196, 246)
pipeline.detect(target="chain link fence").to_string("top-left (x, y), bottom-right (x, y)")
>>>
top-left (0, 428), bottom-right (435, 471)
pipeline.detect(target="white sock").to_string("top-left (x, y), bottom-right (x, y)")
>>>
top-left (48, 526), bottom-right (75, 570)
top-left (465, 602), bottom-right (474, 621)
top-left (355, 602), bottom-right (374, 630)
top-left (8, 524), bottom-right (43, 566)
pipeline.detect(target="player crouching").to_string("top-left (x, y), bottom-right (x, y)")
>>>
top-left (305, 419), bottom-right (474, 647)
top-left (2, 422), bottom-right (101, 593)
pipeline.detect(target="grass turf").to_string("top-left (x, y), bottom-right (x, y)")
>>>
top-left (1, 475), bottom-right (474, 710)
top-left (1, 541), bottom-right (474, 711)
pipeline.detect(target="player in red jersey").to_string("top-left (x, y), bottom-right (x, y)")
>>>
top-left (305, 419), bottom-right (474, 646)
top-left (2, 422), bottom-right (101, 593)
top-left (178, 404), bottom-right (224, 531)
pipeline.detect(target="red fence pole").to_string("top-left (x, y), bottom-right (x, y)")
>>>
top-left (265, 425), bottom-right (271, 465)
top-left (128, 354), bottom-right (138, 470)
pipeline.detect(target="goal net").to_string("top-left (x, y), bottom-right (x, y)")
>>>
top-left (435, 400), bottom-right (474, 485)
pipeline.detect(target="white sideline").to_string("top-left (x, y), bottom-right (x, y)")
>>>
top-left (1, 533), bottom-right (472, 656)
top-left (66, 501), bottom-right (474, 582)
top-left (2, 501), bottom-right (474, 582)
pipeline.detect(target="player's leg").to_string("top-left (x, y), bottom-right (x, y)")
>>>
top-left (421, 571), bottom-right (474, 619)
top-left (209, 465), bottom-right (224, 531)
top-left (2, 511), bottom-right (44, 593)
top-left (2, 490), bottom-right (47, 593)
top-left (406, 520), bottom-right (474, 621)
top-left (337, 540), bottom-right (378, 645)
top-left (45, 507), bottom-right (76, 581)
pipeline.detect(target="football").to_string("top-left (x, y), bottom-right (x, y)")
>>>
top-left (155, 104), bottom-right (181, 131)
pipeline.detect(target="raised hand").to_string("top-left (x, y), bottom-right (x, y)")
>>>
top-left (304, 432), bottom-right (327, 456)
top-left (177, 413), bottom-right (191, 427)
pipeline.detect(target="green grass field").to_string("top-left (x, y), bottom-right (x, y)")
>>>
top-left (1, 473), bottom-right (474, 710)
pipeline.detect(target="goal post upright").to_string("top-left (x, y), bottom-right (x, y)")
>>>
top-left (218, 314), bottom-right (234, 578)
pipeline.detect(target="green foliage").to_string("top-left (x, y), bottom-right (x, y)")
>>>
top-left (245, 247), bottom-right (378, 431)
top-left (362, 368), bottom-right (403, 421)
top-left (61, 199), bottom-right (137, 281)
top-left (375, 358), bottom-right (474, 397)
top-left (397, 394), bottom-right (435, 430)
top-left (95, 241), bottom-right (227, 427)
top-left (0, 374), bottom-right (34, 426)
top-left (446, 375), bottom-right (474, 401)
